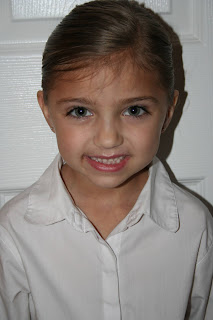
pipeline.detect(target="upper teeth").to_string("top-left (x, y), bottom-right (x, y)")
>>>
top-left (90, 156), bottom-right (125, 164)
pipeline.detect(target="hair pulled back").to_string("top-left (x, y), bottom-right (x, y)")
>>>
top-left (42, 0), bottom-right (174, 103)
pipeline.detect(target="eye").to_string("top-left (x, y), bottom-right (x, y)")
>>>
top-left (123, 106), bottom-right (147, 117)
top-left (67, 107), bottom-right (92, 118)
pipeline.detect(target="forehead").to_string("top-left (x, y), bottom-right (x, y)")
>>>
top-left (48, 58), bottom-right (167, 104)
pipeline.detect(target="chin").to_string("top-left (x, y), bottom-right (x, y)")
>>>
top-left (88, 176), bottom-right (128, 190)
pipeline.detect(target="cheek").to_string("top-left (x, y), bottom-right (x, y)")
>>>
top-left (131, 122), bottom-right (162, 155)
top-left (55, 126), bottom-right (89, 154)
top-left (131, 120), bottom-right (162, 142)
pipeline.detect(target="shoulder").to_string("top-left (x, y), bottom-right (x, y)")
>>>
top-left (0, 188), bottom-right (34, 281)
top-left (0, 184), bottom-right (35, 227)
top-left (172, 183), bottom-right (213, 259)
top-left (0, 193), bottom-right (31, 301)
top-left (172, 182), bottom-right (212, 226)
top-left (0, 154), bottom-right (62, 228)
top-left (154, 158), bottom-right (212, 232)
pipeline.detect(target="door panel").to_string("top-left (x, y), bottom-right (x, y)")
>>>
top-left (0, 0), bottom-right (213, 210)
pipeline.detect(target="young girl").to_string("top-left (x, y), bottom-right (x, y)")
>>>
top-left (0, 0), bottom-right (212, 319)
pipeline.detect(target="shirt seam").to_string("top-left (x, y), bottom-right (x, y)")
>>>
top-left (170, 182), bottom-right (180, 230)
top-left (197, 238), bottom-right (213, 266)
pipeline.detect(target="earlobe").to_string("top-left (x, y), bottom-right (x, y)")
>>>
top-left (162, 90), bottom-right (179, 133)
top-left (37, 90), bottom-right (55, 133)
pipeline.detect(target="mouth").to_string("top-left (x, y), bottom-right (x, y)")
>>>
top-left (89, 156), bottom-right (125, 165)
top-left (85, 155), bottom-right (129, 172)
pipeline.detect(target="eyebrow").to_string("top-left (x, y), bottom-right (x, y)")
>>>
top-left (56, 96), bottom-right (159, 106)
top-left (56, 97), bottom-right (93, 106)
top-left (121, 96), bottom-right (159, 104)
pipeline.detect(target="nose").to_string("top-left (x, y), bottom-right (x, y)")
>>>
top-left (93, 118), bottom-right (123, 149)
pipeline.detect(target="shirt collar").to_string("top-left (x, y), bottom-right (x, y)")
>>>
top-left (147, 157), bottom-right (179, 232)
top-left (25, 154), bottom-right (179, 233)
top-left (25, 154), bottom-right (91, 231)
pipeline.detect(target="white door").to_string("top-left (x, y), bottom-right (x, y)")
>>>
top-left (0, 0), bottom-right (213, 214)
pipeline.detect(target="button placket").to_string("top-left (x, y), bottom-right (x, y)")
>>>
top-left (100, 237), bottom-right (121, 320)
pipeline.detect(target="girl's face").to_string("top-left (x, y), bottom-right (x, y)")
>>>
top-left (38, 59), bottom-right (178, 191)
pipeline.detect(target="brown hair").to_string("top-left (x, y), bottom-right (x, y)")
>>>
top-left (42, 0), bottom-right (174, 103)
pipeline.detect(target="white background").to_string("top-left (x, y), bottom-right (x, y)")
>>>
top-left (0, 0), bottom-right (213, 214)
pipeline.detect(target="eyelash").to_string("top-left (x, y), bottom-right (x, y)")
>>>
top-left (66, 105), bottom-right (148, 119)
top-left (123, 105), bottom-right (148, 118)
top-left (66, 107), bottom-right (92, 118)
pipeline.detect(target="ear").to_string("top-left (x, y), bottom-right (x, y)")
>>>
top-left (37, 91), bottom-right (55, 133)
top-left (162, 90), bottom-right (179, 133)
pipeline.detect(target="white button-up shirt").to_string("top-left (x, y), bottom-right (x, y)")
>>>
top-left (0, 154), bottom-right (212, 320)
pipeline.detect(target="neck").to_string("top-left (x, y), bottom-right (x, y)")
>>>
top-left (60, 165), bottom-right (149, 239)
top-left (61, 164), bottom-right (148, 205)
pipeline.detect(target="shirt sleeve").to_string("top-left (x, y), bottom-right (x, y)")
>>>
top-left (0, 226), bottom-right (32, 320)
top-left (185, 235), bottom-right (213, 320)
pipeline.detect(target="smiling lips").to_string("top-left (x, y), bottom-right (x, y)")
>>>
top-left (86, 155), bottom-right (129, 172)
